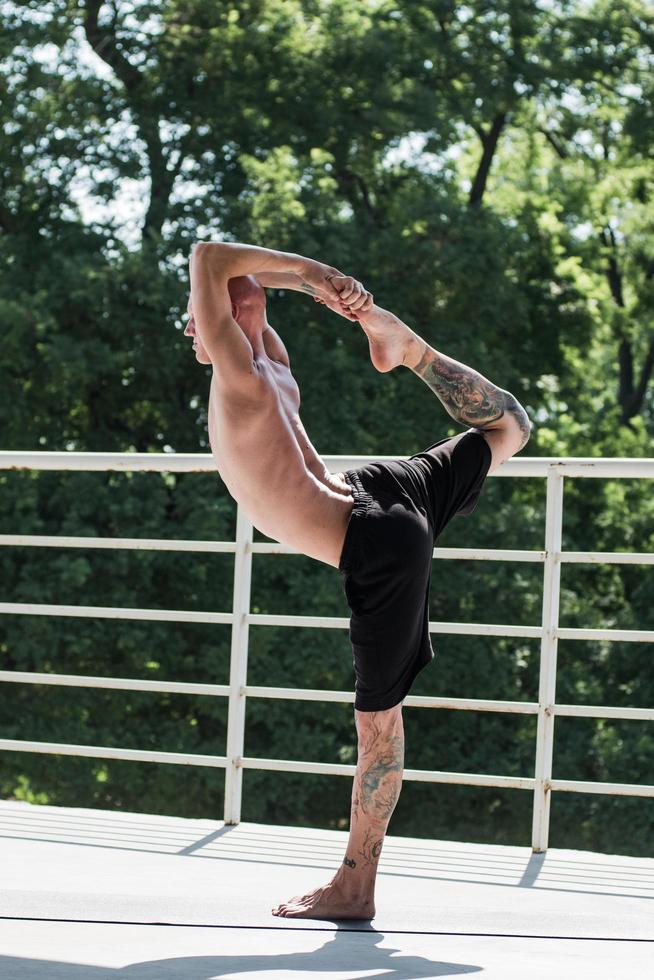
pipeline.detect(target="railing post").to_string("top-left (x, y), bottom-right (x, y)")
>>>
top-left (531, 468), bottom-right (564, 852)
top-left (223, 504), bottom-right (253, 825)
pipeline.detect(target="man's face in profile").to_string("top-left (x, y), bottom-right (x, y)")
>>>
top-left (184, 298), bottom-right (211, 364)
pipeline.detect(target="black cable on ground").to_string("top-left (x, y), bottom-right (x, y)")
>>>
top-left (0, 915), bottom-right (652, 942)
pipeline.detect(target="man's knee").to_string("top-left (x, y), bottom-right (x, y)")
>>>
top-left (354, 702), bottom-right (403, 740)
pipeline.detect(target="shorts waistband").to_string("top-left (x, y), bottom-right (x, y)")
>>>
top-left (339, 469), bottom-right (373, 573)
top-left (344, 469), bottom-right (372, 515)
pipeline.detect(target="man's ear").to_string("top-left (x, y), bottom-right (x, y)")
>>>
top-left (231, 302), bottom-right (238, 320)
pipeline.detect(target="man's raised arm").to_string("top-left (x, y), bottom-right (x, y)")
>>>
top-left (192, 241), bottom-right (345, 303)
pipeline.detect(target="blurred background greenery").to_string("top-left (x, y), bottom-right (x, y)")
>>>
top-left (0, 0), bottom-right (652, 855)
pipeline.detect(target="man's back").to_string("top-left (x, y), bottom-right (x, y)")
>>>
top-left (207, 322), bottom-right (354, 568)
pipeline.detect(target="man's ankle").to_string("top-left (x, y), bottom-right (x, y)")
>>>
top-left (334, 866), bottom-right (376, 901)
top-left (402, 334), bottom-right (426, 370)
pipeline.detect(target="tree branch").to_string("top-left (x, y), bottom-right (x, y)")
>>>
top-left (83, 1), bottom-right (174, 244)
top-left (600, 227), bottom-right (625, 308)
top-left (622, 336), bottom-right (654, 423)
top-left (335, 169), bottom-right (379, 226)
top-left (83, 0), bottom-right (142, 94)
top-left (469, 112), bottom-right (507, 208)
top-left (539, 127), bottom-right (568, 160)
top-left (618, 336), bottom-right (634, 415)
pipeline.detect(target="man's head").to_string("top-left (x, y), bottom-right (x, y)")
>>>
top-left (185, 274), bottom-right (267, 363)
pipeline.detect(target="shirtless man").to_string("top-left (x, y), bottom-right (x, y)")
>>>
top-left (185, 240), bottom-right (530, 921)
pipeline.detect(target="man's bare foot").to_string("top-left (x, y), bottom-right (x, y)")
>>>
top-left (271, 877), bottom-right (375, 920)
top-left (356, 305), bottom-right (423, 373)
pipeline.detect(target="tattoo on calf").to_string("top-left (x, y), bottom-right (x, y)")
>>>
top-left (373, 788), bottom-right (400, 821)
top-left (360, 733), bottom-right (404, 819)
top-left (351, 789), bottom-right (360, 825)
top-left (358, 828), bottom-right (384, 868)
top-left (343, 856), bottom-right (357, 869)
top-left (413, 348), bottom-right (530, 447)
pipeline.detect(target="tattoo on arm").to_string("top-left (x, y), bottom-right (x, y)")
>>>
top-left (413, 347), bottom-right (531, 448)
top-left (299, 280), bottom-right (316, 296)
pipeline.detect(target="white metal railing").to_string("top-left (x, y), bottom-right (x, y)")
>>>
top-left (0, 451), bottom-right (653, 853)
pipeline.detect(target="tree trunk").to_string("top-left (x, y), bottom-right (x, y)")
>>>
top-left (469, 113), bottom-right (507, 208)
top-left (601, 227), bottom-right (654, 423)
top-left (83, 1), bottom-right (171, 246)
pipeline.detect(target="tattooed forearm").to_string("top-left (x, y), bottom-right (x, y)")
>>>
top-left (299, 280), bottom-right (316, 296)
top-left (412, 346), bottom-right (531, 448)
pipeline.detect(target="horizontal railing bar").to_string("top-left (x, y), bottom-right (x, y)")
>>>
top-left (252, 542), bottom-right (546, 563)
top-left (0, 671), bottom-right (229, 697)
top-left (3, 536), bottom-right (651, 570)
top-left (240, 756), bottom-right (535, 789)
top-left (428, 622), bottom-right (543, 639)
top-left (6, 738), bottom-right (651, 795)
top-left (401, 694), bottom-right (539, 714)
top-left (250, 542), bottom-right (296, 555)
top-left (549, 778), bottom-right (654, 798)
top-left (5, 603), bottom-right (650, 643)
top-left (315, 457), bottom-right (654, 479)
top-left (243, 685), bottom-right (354, 703)
top-left (0, 739), bottom-right (533, 788)
top-left (403, 768), bottom-right (536, 789)
top-left (0, 534), bottom-right (236, 553)
top-left (433, 548), bottom-right (544, 562)
top-left (557, 627), bottom-right (654, 643)
top-left (561, 551), bottom-right (654, 565)
top-left (0, 603), bottom-right (541, 638)
top-left (247, 613), bottom-right (543, 639)
top-left (1, 451), bottom-right (653, 478)
top-left (245, 612), bottom-right (355, 629)
top-left (545, 460), bottom-right (654, 478)
top-left (0, 452), bottom-right (218, 473)
top-left (0, 602), bottom-right (233, 625)
top-left (244, 685), bottom-right (539, 714)
top-left (554, 704), bottom-right (654, 721)
top-left (0, 739), bottom-right (227, 767)
top-left (7, 673), bottom-right (650, 720)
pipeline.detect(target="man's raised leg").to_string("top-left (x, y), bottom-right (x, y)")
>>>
top-left (271, 703), bottom-right (404, 920)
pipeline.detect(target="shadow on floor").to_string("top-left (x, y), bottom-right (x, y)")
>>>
top-left (0, 931), bottom-right (482, 979)
top-left (2, 806), bottom-right (653, 903)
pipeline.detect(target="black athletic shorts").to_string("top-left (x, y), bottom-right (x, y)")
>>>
top-left (338, 430), bottom-right (492, 712)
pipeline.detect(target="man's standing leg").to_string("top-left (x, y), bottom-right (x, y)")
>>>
top-left (272, 703), bottom-right (404, 919)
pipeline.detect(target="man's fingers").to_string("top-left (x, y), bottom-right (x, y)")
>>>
top-left (316, 272), bottom-right (373, 320)
top-left (347, 287), bottom-right (373, 311)
top-left (335, 277), bottom-right (373, 310)
top-left (324, 273), bottom-right (345, 302)
top-left (339, 279), bottom-right (359, 302)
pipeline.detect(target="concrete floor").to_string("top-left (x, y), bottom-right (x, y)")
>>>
top-left (1, 800), bottom-right (652, 978)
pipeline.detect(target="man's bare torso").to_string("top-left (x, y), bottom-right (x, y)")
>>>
top-left (207, 326), bottom-right (354, 568)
